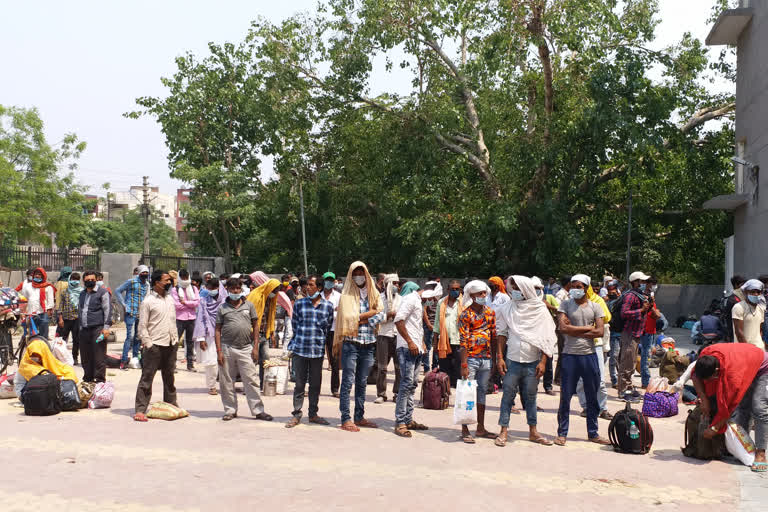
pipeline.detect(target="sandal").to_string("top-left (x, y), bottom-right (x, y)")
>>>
top-left (285, 417), bottom-right (301, 428)
top-left (589, 436), bottom-right (611, 445)
top-left (395, 425), bottom-right (412, 438)
top-left (406, 421), bottom-right (428, 431)
top-left (751, 462), bottom-right (768, 473)
top-left (509, 407), bottom-right (521, 415)
top-left (354, 418), bottom-right (379, 429)
top-left (529, 436), bottom-right (553, 446)
top-left (254, 412), bottom-right (273, 422)
top-left (554, 436), bottom-right (567, 446)
top-left (308, 416), bottom-right (330, 425)
top-left (341, 421), bottom-right (360, 432)
top-left (476, 430), bottom-right (497, 439)
top-left (494, 436), bottom-right (507, 447)
top-left (461, 433), bottom-right (476, 444)
top-left (222, 413), bottom-right (237, 421)
top-left (133, 413), bottom-right (148, 422)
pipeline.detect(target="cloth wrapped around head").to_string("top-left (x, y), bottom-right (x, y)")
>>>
top-left (384, 274), bottom-right (400, 313)
top-left (489, 276), bottom-right (506, 294)
top-left (463, 280), bottom-right (490, 308)
top-left (497, 275), bottom-right (557, 358)
top-left (399, 281), bottom-right (420, 296)
top-left (742, 279), bottom-right (764, 291)
top-left (333, 261), bottom-right (381, 357)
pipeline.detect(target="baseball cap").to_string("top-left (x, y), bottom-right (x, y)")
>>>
top-left (628, 271), bottom-right (650, 282)
top-left (322, 272), bottom-right (336, 280)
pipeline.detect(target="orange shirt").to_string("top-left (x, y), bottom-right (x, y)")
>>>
top-left (459, 306), bottom-right (496, 359)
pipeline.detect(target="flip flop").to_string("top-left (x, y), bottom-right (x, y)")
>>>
top-left (477, 431), bottom-right (497, 439)
top-left (554, 436), bottom-right (567, 446)
top-left (751, 462), bottom-right (768, 473)
top-left (355, 419), bottom-right (379, 429)
top-left (285, 417), bottom-right (301, 428)
top-left (133, 413), bottom-right (148, 422)
top-left (529, 436), bottom-right (553, 446)
top-left (494, 436), bottom-right (507, 447)
top-left (308, 416), bottom-right (330, 425)
top-left (461, 433), bottom-right (476, 444)
top-left (341, 422), bottom-right (360, 432)
top-left (407, 421), bottom-right (429, 431)
top-left (395, 425), bottom-right (412, 438)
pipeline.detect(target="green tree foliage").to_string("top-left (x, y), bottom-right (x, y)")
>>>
top-left (85, 207), bottom-right (183, 256)
top-left (0, 105), bottom-right (91, 247)
top-left (131, 0), bottom-right (735, 283)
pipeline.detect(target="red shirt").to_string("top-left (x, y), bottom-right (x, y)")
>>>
top-left (643, 307), bottom-right (658, 335)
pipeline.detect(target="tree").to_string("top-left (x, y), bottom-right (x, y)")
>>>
top-left (0, 104), bottom-right (91, 247)
top-left (86, 207), bottom-right (183, 255)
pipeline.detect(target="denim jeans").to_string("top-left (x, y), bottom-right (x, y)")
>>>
top-left (467, 357), bottom-right (491, 405)
top-left (339, 342), bottom-right (376, 424)
top-left (640, 334), bottom-right (655, 388)
top-left (577, 345), bottom-right (608, 411)
top-left (499, 360), bottom-right (539, 427)
top-left (422, 327), bottom-right (433, 371)
top-left (395, 347), bottom-right (420, 425)
top-left (121, 313), bottom-right (141, 363)
top-left (32, 312), bottom-right (50, 339)
top-left (608, 333), bottom-right (621, 386)
top-left (557, 353), bottom-right (600, 438)
top-left (731, 372), bottom-right (768, 450)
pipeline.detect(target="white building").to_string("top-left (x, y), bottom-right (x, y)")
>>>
top-left (111, 186), bottom-right (177, 230)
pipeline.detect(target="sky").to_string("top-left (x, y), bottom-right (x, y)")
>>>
top-left (1, 0), bottom-right (731, 197)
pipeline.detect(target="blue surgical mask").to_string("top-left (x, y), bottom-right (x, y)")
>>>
top-left (209, 290), bottom-right (219, 298)
top-left (324, 280), bottom-right (334, 290)
top-left (96, 280), bottom-right (104, 288)
top-left (569, 288), bottom-right (585, 300)
top-left (474, 296), bottom-right (487, 306)
top-left (310, 291), bottom-right (321, 299)
top-left (748, 295), bottom-right (760, 304)
top-left (639, 284), bottom-right (647, 292)
top-left (69, 280), bottom-right (80, 287)
top-left (510, 290), bottom-right (524, 301)
top-left (33, 277), bottom-right (43, 283)
top-left (535, 289), bottom-right (543, 297)
top-left (449, 290), bottom-right (460, 299)
top-left (228, 292), bottom-right (242, 301)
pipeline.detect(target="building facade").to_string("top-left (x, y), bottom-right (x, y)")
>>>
top-left (176, 188), bottom-right (194, 250)
top-left (111, 186), bottom-right (177, 230)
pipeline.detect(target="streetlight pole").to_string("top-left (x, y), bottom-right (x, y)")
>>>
top-left (298, 173), bottom-right (308, 276)
top-left (625, 188), bottom-right (633, 280)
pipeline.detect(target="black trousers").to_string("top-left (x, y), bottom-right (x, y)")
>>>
top-left (135, 344), bottom-right (177, 414)
top-left (80, 325), bottom-right (106, 382)
top-left (324, 330), bottom-right (340, 394)
top-left (437, 345), bottom-right (463, 388)
top-left (176, 319), bottom-right (195, 362)
top-left (291, 354), bottom-right (323, 418)
top-left (542, 354), bottom-right (554, 391)
top-left (58, 318), bottom-right (81, 361)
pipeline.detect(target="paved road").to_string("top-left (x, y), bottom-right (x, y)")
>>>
top-left (0, 326), bottom-right (764, 511)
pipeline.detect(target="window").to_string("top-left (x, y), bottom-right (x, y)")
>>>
top-left (736, 140), bottom-right (746, 194)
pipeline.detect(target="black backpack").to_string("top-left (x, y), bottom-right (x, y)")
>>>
top-left (22, 371), bottom-right (63, 416)
top-left (608, 398), bottom-right (653, 454)
top-left (681, 404), bottom-right (725, 460)
top-left (608, 294), bottom-right (627, 333)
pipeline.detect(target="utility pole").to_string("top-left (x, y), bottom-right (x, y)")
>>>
top-left (142, 176), bottom-right (150, 256)
top-left (298, 174), bottom-right (309, 276)
top-left (625, 188), bottom-right (633, 281)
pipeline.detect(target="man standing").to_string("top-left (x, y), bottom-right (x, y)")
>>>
top-left (533, 276), bottom-right (559, 395)
top-left (321, 271), bottom-right (342, 397)
top-left (78, 271), bottom-right (112, 383)
top-left (421, 281), bottom-right (440, 373)
top-left (333, 262), bottom-right (384, 432)
top-left (434, 280), bottom-right (465, 387)
top-left (575, 280), bottom-right (613, 420)
top-left (553, 276), bottom-right (571, 385)
top-left (640, 277), bottom-right (661, 388)
top-left (286, 275), bottom-right (335, 427)
top-left (19, 268), bottom-right (55, 339)
top-left (56, 272), bottom-right (83, 365)
top-left (374, 274), bottom-right (401, 404)
top-left (172, 269), bottom-right (200, 371)
top-left (134, 270), bottom-right (179, 422)
top-left (458, 280), bottom-right (497, 443)
top-left (393, 283), bottom-right (429, 438)
top-left (605, 281), bottom-right (622, 388)
top-left (618, 271), bottom-right (652, 399)
top-left (732, 279), bottom-right (766, 349)
top-left (721, 275), bottom-right (747, 343)
top-left (555, 275), bottom-right (611, 446)
top-left (216, 277), bottom-right (273, 422)
top-left (116, 265), bottom-right (150, 370)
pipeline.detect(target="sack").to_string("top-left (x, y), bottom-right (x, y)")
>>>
top-left (77, 381), bottom-right (95, 408)
top-left (659, 350), bottom-right (690, 382)
top-left (0, 373), bottom-right (16, 399)
top-left (51, 336), bottom-right (74, 366)
top-left (641, 391), bottom-right (679, 418)
top-left (22, 371), bottom-right (62, 416)
top-left (608, 403), bottom-right (653, 454)
top-left (59, 379), bottom-right (81, 411)
top-left (421, 368), bottom-right (450, 410)
top-left (105, 354), bottom-right (121, 369)
top-left (87, 382), bottom-right (115, 409)
top-left (725, 422), bottom-right (756, 466)
top-left (681, 404), bottom-right (726, 460)
top-left (264, 365), bottom-right (289, 395)
top-left (146, 401), bottom-right (189, 421)
top-left (453, 379), bottom-right (478, 425)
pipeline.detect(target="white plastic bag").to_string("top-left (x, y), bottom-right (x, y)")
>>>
top-left (52, 336), bottom-right (74, 366)
top-left (453, 379), bottom-right (478, 425)
top-left (88, 382), bottom-right (115, 409)
top-left (128, 356), bottom-right (141, 369)
top-left (0, 374), bottom-right (15, 399)
top-left (725, 422), bottom-right (756, 466)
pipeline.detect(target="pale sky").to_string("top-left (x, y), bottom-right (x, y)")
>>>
top-left (1, 1), bottom-right (730, 197)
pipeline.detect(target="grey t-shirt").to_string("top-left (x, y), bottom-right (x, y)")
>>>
top-left (558, 299), bottom-right (604, 355)
top-left (216, 300), bottom-right (258, 348)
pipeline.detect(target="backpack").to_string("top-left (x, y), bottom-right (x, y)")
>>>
top-left (608, 399), bottom-right (653, 454)
top-left (59, 379), bottom-right (81, 411)
top-left (608, 294), bottom-right (628, 333)
top-left (22, 371), bottom-right (62, 416)
top-left (421, 368), bottom-right (450, 410)
top-left (682, 404), bottom-right (726, 460)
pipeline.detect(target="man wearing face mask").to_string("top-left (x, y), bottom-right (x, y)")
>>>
top-left (246, 278), bottom-right (285, 389)
top-left (78, 271), bottom-right (112, 383)
top-left (434, 280), bottom-right (465, 387)
top-left (374, 274), bottom-right (401, 404)
top-left (605, 281), bottom-right (622, 388)
top-left (172, 269), bottom-right (200, 372)
top-left (618, 271), bottom-right (652, 399)
top-left (19, 268), bottom-right (55, 339)
top-left (421, 283), bottom-right (441, 373)
top-left (732, 279), bottom-right (766, 349)
top-left (532, 277), bottom-right (559, 396)
top-left (116, 265), bottom-right (150, 370)
top-left (639, 277), bottom-right (661, 388)
top-left (320, 272), bottom-right (342, 396)
top-left (56, 272), bottom-right (83, 365)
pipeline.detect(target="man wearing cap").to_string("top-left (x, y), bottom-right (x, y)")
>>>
top-left (116, 265), bottom-right (150, 370)
top-left (732, 279), bottom-right (766, 349)
top-left (618, 271), bottom-right (652, 398)
top-left (321, 271), bottom-right (342, 397)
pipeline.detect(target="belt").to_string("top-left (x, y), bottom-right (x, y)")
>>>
top-left (344, 340), bottom-right (374, 348)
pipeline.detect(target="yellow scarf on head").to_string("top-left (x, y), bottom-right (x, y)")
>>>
top-left (246, 279), bottom-right (280, 339)
top-left (332, 261), bottom-right (382, 357)
top-left (18, 339), bottom-right (78, 383)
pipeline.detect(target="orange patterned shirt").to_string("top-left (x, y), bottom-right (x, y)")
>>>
top-left (459, 306), bottom-right (496, 359)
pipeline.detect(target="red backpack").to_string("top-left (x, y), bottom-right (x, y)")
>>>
top-left (421, 368), bottom-right (450, 410)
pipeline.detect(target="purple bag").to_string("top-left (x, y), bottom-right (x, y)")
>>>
top-left (642, 391), bottom-right (679, 418)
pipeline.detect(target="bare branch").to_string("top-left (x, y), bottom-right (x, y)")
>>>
top-left (680, 103), bottom-right (735, 134)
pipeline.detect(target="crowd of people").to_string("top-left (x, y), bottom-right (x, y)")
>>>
top-left (10, 263), bottom-right (768, 472)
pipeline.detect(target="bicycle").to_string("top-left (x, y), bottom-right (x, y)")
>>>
top-left (0, 307), bottom-right (26, 374)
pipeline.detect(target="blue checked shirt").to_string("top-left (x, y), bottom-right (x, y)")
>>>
top-left (343, 295), bottom-right (384, 345)
top-left (115, 277), bottom-right (148, 317)
top-left (288, 297), bottom-right (335, 358)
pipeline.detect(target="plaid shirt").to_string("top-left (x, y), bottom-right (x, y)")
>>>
top-left (55, 290), bottom-right (79, 320)
top-left (288, 297), bottom-right (334, 358)
top-left (343, 295), bottom-right (384, 345)
top-left (621, 290), bottom-right (648, 338)
top-left (116, 277), bottom-right (148, 316)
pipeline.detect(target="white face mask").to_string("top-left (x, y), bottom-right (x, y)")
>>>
top-left (353, 276), bottom-right (366, 286)
top-left (179, 279), bottom-right (191, 288)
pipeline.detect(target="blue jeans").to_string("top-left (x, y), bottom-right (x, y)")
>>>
top-left (577, 345), bottom-right (608, 411)
top-left (31, 313), bottom-right (50, 339)
top-left (339, 342), bottom-right (375, 424)
top-left (395, 347), bottom-right (420, 425)
top-left (467, 357), bottom-right (491, 405)
top-left (499, 360), bottom-right (539, 427)
top-left (608, 333), bottom-right (621, 386)
top-left (121, 313), bottom-right (141, 363)
top-left (558, 353), bottom-right (600, 438)
top-left (640, 334), bottom-right (655, 388)
top-left (422, 327), bottom-right (433, 371)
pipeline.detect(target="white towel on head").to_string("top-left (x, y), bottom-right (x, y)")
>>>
top-left (742, 279), bottom-right (764, 291)
top-left (463, 280), bottom-right (490, 307)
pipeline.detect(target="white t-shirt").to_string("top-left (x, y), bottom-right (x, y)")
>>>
top-left (394, 292), bottom-right (424, 352)
top-left (495, 303), bottom-right (541, 363)
top-left (489, 292), bottom-right (510, 311)
top-left (732, 301), bottom-right (766, 349)
top-left (19, 281), bottom-right (54, 315)
top-left (378, 294), bottom-right (401, 338)
top-left (321, 289), bottom-right (341, 332)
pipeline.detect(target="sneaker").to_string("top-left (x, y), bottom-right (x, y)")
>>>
top-left (374, 396), bottom-right (385, 404)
